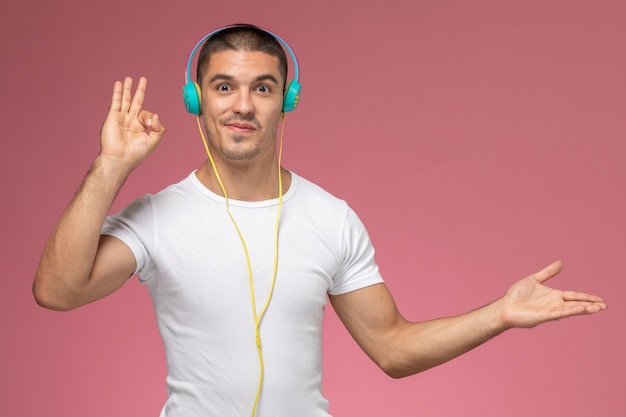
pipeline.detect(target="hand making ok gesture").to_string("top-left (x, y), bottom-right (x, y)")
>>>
top-left (100, 77), bottom-right (166, 173)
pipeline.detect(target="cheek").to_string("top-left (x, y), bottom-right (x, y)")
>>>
top-left (201, 91), bottom-right (230, 113)
top-left (263, 102), bottom-right (285, 125)
top-left (200, 102), bottom-right (227, 125)
top-left (263, 113), bottom-right (283, 133)
top-left (199, 111), bottom-right (223, 138)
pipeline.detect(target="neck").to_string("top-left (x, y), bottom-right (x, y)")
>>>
top-left (196, 158), bottom-right (291, 202)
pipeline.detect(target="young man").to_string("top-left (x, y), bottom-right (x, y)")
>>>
top-left (33, 25), bottom-right (607, 417)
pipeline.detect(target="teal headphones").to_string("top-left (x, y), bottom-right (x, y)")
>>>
top-left (182, 25), bottom-right (302, 115)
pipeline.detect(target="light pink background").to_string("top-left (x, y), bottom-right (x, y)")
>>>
top-left (2, 0), bottom-right (624, 416)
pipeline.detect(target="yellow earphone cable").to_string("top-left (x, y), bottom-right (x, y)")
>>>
top-left (195, 113), bottom-right (286, 417)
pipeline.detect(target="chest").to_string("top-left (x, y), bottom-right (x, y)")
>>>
top-left (145, 204), bottom-right (340, 323)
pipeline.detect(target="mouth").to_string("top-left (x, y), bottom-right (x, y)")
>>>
top-left (224, 121), bottom-right (258, 133)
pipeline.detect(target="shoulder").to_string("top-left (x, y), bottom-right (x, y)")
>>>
top-left (289, 172), bottom-right (349, 211)
top-left (137, 172), bottom-right (204, 208)
top-left (286, 172), bottom-right (369, 237)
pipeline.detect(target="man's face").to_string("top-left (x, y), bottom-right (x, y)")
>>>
top-left (200, 50), bottom-right (285, 163)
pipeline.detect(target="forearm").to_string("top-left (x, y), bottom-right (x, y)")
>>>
top-left (384, 299), bottom-right (508, 378)
top-left (33, 155), bottom-right (130, 309)
top-left (335, 266), bottom-right (607, 379)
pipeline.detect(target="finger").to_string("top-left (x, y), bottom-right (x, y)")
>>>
top-left (577, 301), bottom-right (608, 313)
top-left (129, 77), bottom-right (148, 115)
top-left (137, 109), bottom-right (153, 130)
top-left (533, 260), bottom-right (564, 284)
top-left (149, 113), bottom-right (166, 135)
top-left (562, 290), bottom-right (606, 304)
top-left (137, 111), bottom-right (166, 137)
top-left (583, 303), bottom-right (608, 313)
top-left (558, 301), bottom-right (606, 318)
top-left (109, 80), bottom-right (123, 112)
top-left (120, 77), bottom-right (133, 113)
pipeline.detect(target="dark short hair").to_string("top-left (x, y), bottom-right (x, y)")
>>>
top-left (196, 24), bottom-right (288, 88)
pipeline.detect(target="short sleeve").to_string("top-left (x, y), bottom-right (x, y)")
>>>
top-left (101, 195), bottom-right (155, 281)
top-left (329, 208), bottom-right (384, 295)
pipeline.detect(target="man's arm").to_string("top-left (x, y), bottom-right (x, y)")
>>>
top-left (329, 260), bottom-right (607, 378)
top-left (33, 77), bottom-right (165, 311)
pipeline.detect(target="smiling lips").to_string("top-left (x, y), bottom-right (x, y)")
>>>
top-left (224, 120), bottom-right (258, 133)
top-left (224, 120), bottom-right (258, 134)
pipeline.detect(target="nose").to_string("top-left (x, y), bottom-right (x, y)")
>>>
top-left (232, 89), bottom-right (254, 116)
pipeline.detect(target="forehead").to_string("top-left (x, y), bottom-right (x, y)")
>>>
top-left (203, 50), bottom-right (283, 83)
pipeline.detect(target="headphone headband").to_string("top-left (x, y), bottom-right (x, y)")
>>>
top-left (182, 25), bottom-right (301, 114)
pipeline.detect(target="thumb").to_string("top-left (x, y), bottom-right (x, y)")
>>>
top-left (138, 110), bottom-right (166, 138)
top-left (148, 113), bottom-right (166, 137)
top-left (533, 260), bottom-right (564, 284)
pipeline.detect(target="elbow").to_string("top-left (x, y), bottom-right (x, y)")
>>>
top-left (373, 349), bottom-right (429, 379)
top-left (378, 359), bottom-right (422, 379)
top-left (33, 287), bottom-right (78, 311)
top-left (32, 273), bottom-right (80, 311)
top-left (383, 367), bottom-right (413, 380)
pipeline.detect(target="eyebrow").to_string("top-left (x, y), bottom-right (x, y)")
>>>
top-left (208, 73), bottom-right (280, 85)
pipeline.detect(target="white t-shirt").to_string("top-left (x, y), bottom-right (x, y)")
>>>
top-left (102, 171), bottom-right (384, 417)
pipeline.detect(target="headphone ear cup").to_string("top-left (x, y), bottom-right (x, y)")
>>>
top-left (282, 80), bottom-right (301, 112)
top-left (182, 82), bottom-right (202, 115)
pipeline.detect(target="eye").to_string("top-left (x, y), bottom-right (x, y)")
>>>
top-left (216, 83), bottom-right (232, 92)
top-left (256, 84), bottom-right (271, 94)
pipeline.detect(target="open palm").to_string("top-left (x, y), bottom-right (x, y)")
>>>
top-left (500, 261), bottom-right (607, 329)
